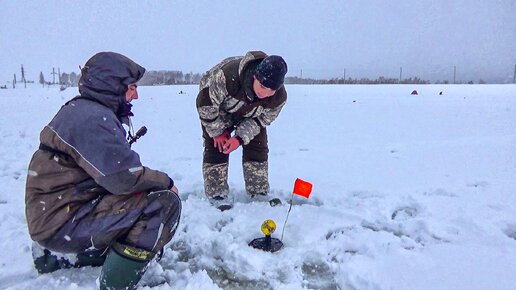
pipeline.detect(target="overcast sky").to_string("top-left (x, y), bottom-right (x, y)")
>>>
top-left (1, 0), bottom-right (515, 83)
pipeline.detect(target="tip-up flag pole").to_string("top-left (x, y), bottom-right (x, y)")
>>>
top-left (280, 178), bottom-right (313, 241)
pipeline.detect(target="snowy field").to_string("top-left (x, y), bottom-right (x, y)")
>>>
top-left (0, 84), bottom-right (515, 290)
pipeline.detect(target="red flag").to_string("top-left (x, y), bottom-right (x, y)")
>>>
top-left (293, 178), bottom-right (312, 198)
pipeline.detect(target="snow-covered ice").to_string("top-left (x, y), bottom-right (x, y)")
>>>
top-left (0, 84), bottom-right (515, 289)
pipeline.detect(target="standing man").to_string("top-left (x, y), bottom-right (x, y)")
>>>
top-left (25, 52), bottom-right (181, 290)
top-left (196, 51), bottom-right (288, 211)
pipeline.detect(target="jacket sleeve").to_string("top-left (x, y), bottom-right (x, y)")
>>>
top-left (42, 113), bottom-right (172, 195)
top-left (235, 89), bottom-right (287, 145)
top-left (196, 68), bottom-right (232, 138)
top-left (95, 165), bottom-right (172, 195)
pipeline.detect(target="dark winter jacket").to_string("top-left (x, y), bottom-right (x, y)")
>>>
top-left (196, 51), bottom-right (287, 145)
top-left (25, 52), bottom-right (172, 241)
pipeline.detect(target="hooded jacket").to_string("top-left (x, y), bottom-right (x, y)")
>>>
top-left (25, 52), bottom-right (172, 241)
top-left (196, 51), bottom-right (287, 145)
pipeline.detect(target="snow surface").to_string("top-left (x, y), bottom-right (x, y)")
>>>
top-left (0, 84), bottom-right (515, 290)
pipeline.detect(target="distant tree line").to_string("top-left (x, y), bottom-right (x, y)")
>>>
top-left (32, 68), bottom-right (496, 88)
top-left (285, 76), bottom-right (429, 85)
top-left (37, 70), bottom-right (203, 87)
top-left (39, 71), bottom-right (79, 86)
top-left (138, 70), bottom-right (202, 85)
top-left (434, 79), bottom-right (487, 85)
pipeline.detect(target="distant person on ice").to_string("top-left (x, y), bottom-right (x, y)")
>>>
top-left (196, 51), bottom-right (288, 211)
top-left (25, 52), bottom-right (181, 290)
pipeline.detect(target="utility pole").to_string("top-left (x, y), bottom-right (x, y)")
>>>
top-left (51, 67), bottom-right (58, 84)
top-left (343, 69), bottom-right (346, 81)
top-left (513, 64), bottom-right (515, 84)
top-left (399, 67), bottom-right (402, 83)
top-left (21, 65), bottom-right (26, 83)
top-left (13, 74), bottom-right (16, 88)
top-left (453, 66), bottom-right (456, 84)
top-left (300, 69), bottom-right (303, 79)
top-left (58, 68), bottom-right (61, 85)
top-left (21, 65), bottom-right (27, 88)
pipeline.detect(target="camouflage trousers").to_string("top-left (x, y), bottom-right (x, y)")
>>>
top-left (38, 190), bottom-right (181, 255)
top-left (202, 126), bottom-right (270, 197)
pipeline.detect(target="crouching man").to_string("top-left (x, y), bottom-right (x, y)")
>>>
top-left (25, 52), bottom-right (181, 290)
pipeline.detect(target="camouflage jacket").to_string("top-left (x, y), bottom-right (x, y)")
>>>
top-left (196, 51), bottom-right (287, 145)
top-left (25, 52), bottom-right (172, 241)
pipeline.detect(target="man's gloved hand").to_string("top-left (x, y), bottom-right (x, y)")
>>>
top-left (222, 136), bottom-right (241, 154)
top-left (213, 130), bottom-right (230, 152)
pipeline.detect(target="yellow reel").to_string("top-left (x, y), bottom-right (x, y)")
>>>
top-left (261, 219), bottom-right (276, 236)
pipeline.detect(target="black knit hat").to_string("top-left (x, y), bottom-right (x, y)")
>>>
top-left (254, 55), bottom-right (288, 90)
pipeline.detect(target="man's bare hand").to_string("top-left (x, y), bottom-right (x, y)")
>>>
top-left (222, 137), bottom-right (241, 154)
top-left (213, 131), bottom-right (230, 152)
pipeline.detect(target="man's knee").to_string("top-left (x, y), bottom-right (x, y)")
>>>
top-left (146, 190), bottom-right (182, 225)
top-left (203, 138), bottom-right (229, 164)
top-left (243, 140), bottom-right (269, 162)
top-left (243, 149), bottom-right (268, 162)
top-left (243, 129), bottom-right (269, 162)
top-left (203, 149), bottom-right (229, 164)
top-left (128, 190), bottom-right (181, 252)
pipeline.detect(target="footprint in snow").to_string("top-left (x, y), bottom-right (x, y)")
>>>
top-left (325, 226), bottom-right (357, 240)
top-left (503, 224), bottom-right (516, 241)
top-left (301, 258), bottom-right (339, 290)
top-left (391, 206), bottom-right (418, 221)
top-left (214, 217), bottom-right (233, 232)
top-left (466, 181), bottom-right (489, 188)
top-left (13, 171), bottom-right (21, 180)
top-left (349, 190), bottom-right (384, 199)
top-left (423, 188), bottom-right (457, 197)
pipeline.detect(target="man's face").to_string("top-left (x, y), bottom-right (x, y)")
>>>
top-left (125, 83), bottom-right (139, 102)
top-left (253, 76), bottom-right (276, 99)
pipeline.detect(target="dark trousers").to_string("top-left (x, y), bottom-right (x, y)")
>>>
top-left (39, 190), bottom-right (181, 255)
top-left (202, 125), bottom-right (269, 164)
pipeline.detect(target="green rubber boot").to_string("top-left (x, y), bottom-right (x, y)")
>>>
top-left (98, 243), bottom-right (154, 290)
